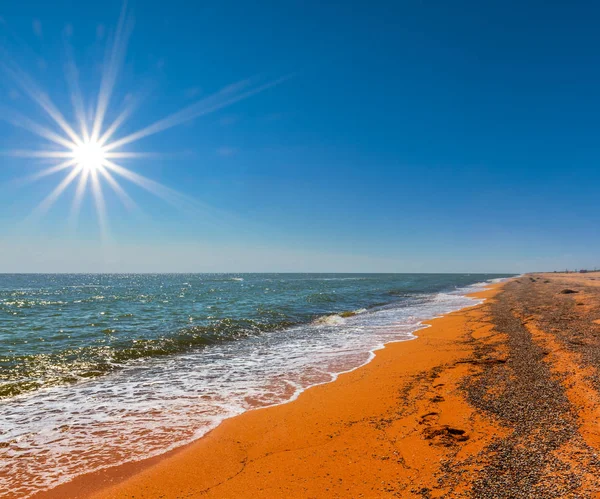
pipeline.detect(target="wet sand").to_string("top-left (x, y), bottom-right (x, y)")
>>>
top-left (34, 273), bottom-right (600, 498)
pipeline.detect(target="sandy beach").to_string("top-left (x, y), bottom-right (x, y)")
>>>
top-left (1, 1), bottom-right (598, 497)
top-left (32, 273), bottom-right (600, 498)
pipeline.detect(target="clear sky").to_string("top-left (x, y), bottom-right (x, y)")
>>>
top-left (0, 0), bottom-right (598, 273)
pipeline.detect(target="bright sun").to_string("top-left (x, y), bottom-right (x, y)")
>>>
top-left (71, 141), bottom-right (106, 172)
top-left (4, 3), bottom-right (285, 237)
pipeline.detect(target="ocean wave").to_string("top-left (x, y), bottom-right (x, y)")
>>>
top-left (313, 308), bottom-right (368, 325)
top-left (0, 318), bottom-right (294, 399)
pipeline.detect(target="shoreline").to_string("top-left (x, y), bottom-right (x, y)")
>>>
top-left (31, 280), bottom-right (504, 499)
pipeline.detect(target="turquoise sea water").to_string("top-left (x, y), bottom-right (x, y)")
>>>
top-left (0, 273), bottom-right (510, 498)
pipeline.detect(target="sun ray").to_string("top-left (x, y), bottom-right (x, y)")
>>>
top-left (97, 104), bottom-right (134, 147)
top-left (64, 55), bottom-right (91, 142)
top-left (68, 168), bottom-right (90, 229)
top-left (101, 159), bottom-right (195, 210)
top-left (62, 20), bottom-right (91, 142)
top-left (5, 150), bottom-right (75, 159)
top-left (90, 169), bottom-right (109, 239)
top-left (3, 159), bottom-right (78, 196)
top-left (2, 63), bottom-right (83, 146)
top-left (103, 75), bottom-right (290, 152)
top-left (15, 159), bottom-right (78, 185)
top-left (97, 165), bottom-right (138, 211)
top-left (90, 4), bottom-right (132, 143)
top-left (101, 160), bottom-right (248, 232)
top-left (0, 106), bottom-right (77, 150)
top-left (103, 152), bottom-right (164, 159)
top-left (31, 166), bottom-right (82, 217)
top-left (96, 86), bottom-right (153, 147)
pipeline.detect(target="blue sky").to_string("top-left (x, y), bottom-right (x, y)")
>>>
top-left (0, 0), bottom-right (598, 273)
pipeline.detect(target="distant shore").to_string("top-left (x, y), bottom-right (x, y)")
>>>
top-left (34, 273), bottom-right (600, 498)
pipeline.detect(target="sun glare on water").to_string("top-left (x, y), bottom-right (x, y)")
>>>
top-left (2, 6), bottom-right (287, 236)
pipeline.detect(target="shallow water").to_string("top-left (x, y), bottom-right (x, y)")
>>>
top-left (0, 273), bottom-right (510, 498)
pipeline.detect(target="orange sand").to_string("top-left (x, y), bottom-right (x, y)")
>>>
top-left (35, 285), bottom-right (504, 499)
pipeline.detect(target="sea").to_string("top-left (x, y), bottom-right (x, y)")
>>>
top-left (0, 273), bottom-right (510, 498)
